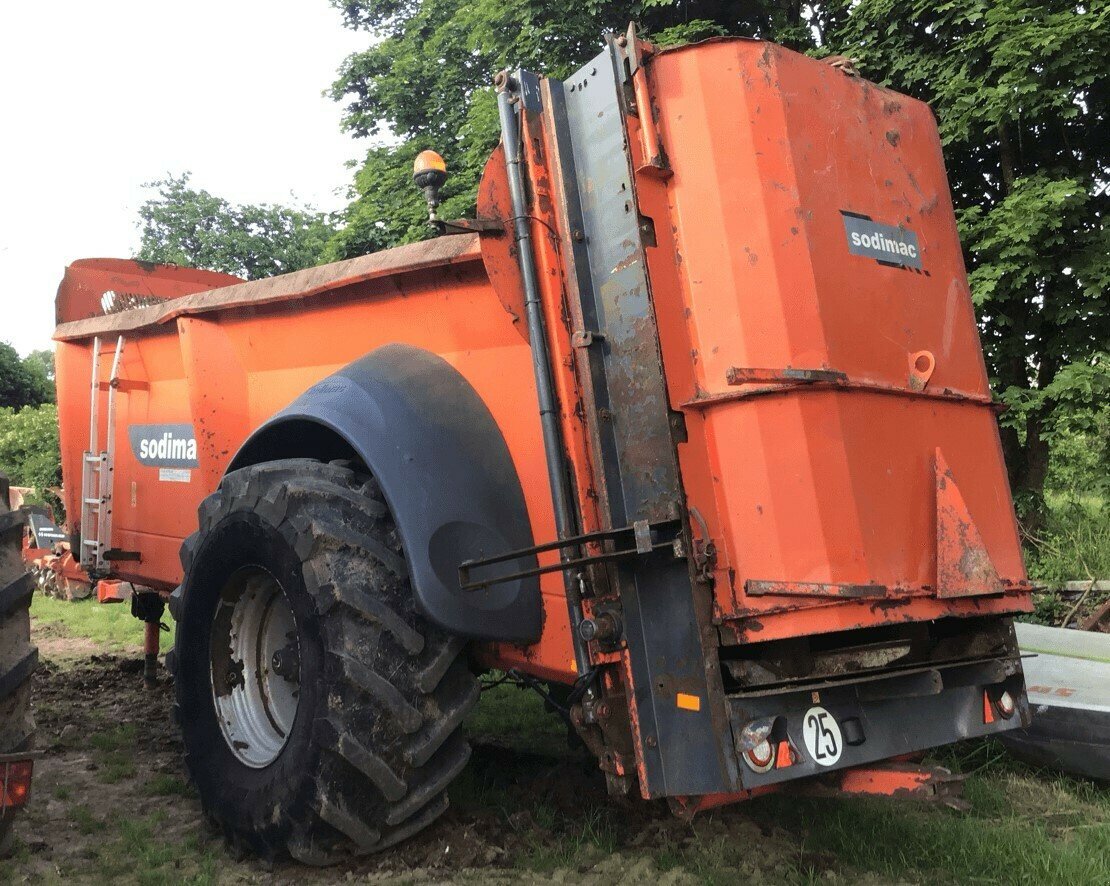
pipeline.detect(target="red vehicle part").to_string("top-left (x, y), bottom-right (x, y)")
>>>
top-left (0, 756), bottom-right (34, 814)
top-left (26, 548), bottom-right (92, 602)
top-left (672, 761), bottom-right (966, 820)
top-left (56, 258), bottom-right (242, 325)
top-left (47, 29), bottom-right (1030, 858)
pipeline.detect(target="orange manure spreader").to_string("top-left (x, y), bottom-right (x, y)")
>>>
top-left (47, 28), bottom-right (1032, 863)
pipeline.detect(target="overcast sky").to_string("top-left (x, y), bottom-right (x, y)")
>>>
top-left (0, 1), bottom-right (367, 355)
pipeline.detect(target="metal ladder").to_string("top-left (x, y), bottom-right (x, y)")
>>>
top-left (79, 335), bottom-right (124, 574)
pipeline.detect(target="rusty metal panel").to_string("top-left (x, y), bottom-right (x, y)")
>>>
top-left (54, 236), bottom-right (484, 342)
top-left (547, 44), bottom-right (736, 797)
top-left (746, 580), bottom-right (886, 599)
top-left (555, 54), bottom-right (681, 526)
top-left (55, 259), bottom-right (243, 326)
top-left (638, 41), bottom-right (1030, 634)
top-left (935, 448), bottom-right (1004, 598)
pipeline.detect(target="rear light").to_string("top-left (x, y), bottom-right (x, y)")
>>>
top-left (1, 758), bottom-right (34, 812)
top-left (743, 740), bottom-right (776, 773)
top-left (984, 688), bottom-right (1017, 723)
top-left (738, 716), bottom-right (777, 773)
top-left (996, 690), bottom-right (1016, 718)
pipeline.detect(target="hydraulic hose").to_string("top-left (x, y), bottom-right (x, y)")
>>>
top-left (495, 74), bottom-right (591, 676)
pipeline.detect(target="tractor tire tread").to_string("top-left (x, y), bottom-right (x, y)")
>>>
top-left (177, 459), bottom-right (477, 864)
top-left (324, 721), bottom-right (407, 802)
top-left (0, 474), bottom-right (36, 857)
top-left (0, 572), bottom-right (34, 621)
top-left (0, 648), bottom-right (38, 704)
top-left (0, 509), bottom-right (26, 537)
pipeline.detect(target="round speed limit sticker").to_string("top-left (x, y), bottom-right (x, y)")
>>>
top-left (802, 706), bottom-right (843, 766)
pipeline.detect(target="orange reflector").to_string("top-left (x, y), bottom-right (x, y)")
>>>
top-left (983, 691), bottom-right (995, 724)
top-left (413, 149), bottom-right (447, 175)
top-left (676, 692), bottom-right (701, 711)
top-left (774, 740), bottom-right (793, 769)
top-left (1, 759), bottom-right (34, 811)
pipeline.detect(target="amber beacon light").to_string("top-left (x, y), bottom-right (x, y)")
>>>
top-left (413, 150), bottom-right (448, 223)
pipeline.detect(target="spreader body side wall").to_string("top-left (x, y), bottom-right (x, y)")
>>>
top-left (54, 249), bottom-right (577, 682)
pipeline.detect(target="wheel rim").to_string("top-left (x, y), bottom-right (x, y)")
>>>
top-left (209, 566), bottom-right (300, 768)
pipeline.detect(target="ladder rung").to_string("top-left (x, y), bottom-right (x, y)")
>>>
top-left (82, 540), bottom-right (99, 547)
top-left (84, 498), bottom-right (102, 506)
top-left (84, 454), bottom-right (103, 463)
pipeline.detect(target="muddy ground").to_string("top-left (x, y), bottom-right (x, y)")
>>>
top-left (4, 620), bottom-right (1108, 885)
top-left (4, 651), bottom-right (828, 885)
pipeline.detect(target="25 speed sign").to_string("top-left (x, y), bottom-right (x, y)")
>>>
top-left (802, 706), bottom-right (843, 766)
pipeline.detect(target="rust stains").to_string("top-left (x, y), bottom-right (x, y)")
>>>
top-left (935, 448), bottom-right (1003, 598)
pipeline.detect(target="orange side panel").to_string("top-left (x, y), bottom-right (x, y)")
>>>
top-left (54, 254), bottom-right (576, 683)
top-left (637, 41), bottom-right (1029, 642)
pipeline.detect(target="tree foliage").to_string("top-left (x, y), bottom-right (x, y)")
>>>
top-left (326, 1), bottom-right (1107, 521)
top-left (23, 349), bottom-right (55, 385)
top-left (0, 404), bottom-right (62, 509)
top-left (137, 174), bottom-right (336, 280)
top-left (0, 342), bottom-right (54, 408)
top-left (323, 1), bottom-right (820, 258)
top-left (832, 1), bottom-right (1109, 522)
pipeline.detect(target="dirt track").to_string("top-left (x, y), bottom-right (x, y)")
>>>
top-left (7, 629), bottom-right (1108, 885)
top-left (6, 651), bottom-right (828, 884)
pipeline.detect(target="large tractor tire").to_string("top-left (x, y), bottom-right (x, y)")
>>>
top-left (172, 459), bottom-right (479, 864)
top-left (0, 474), bottom-right (37, 856)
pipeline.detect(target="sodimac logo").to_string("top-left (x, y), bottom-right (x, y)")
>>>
top-left (840, 211), bottom-right (923, 270)
top-left (128, 424), bottom-right (200, 468)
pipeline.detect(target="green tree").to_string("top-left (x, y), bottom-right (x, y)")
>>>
top-left (23, 349), bottom-right (55, 385)
top-left (0, 342), bottom-right (54, 408)
top-left (323, 1), bottom-right (821, 258)
top-left (0, 404), bottom-right (62, 514)
top-left (831, 1), bottom-right (1109, 525)
top-left (137, 174), bottom-right (336, 280)
top-left (327, 1), bottom-right (1107, 523)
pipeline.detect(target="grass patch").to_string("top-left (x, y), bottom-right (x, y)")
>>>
top-left (89, 723), bottom-right (138, 753)
top-left (459, 683), bottom-right (635, 873)
top-left (68, 804), bottom-right (101, 836)
top-left (459, 676), bottom-right (1110, 884)
top-left (464, 678), bottom-right (572, 758)
top-left (89, 723), bottom-right (139, 784)
top-left (31, 594), bottom-right (177, 653)
top-left (516, 803), bottom-right (622, 873)
top-left (0, 841), bottom-right (32, 881)
top-left (90, 812), bottom-right (219, 885)
top-left (143, 774), bottom-right (193, 798)
top-left (753, 753), bottom-right (1110, 885)
top-left (1025, 493), bottom-right (1109, 624)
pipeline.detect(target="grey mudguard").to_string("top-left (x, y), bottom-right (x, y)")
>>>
top-left (228, 343), bottom-right (542, 643)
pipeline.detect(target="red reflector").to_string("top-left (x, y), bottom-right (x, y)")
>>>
top-left (774, 740), bottom-right (793, 769)
top-left (1, 759), bottom-right (34, 811)
top-left (982, 691), bottom-right (995, 724)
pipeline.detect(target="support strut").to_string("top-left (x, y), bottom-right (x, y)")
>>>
top-left (495, 73), bottom-right (591, 676)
